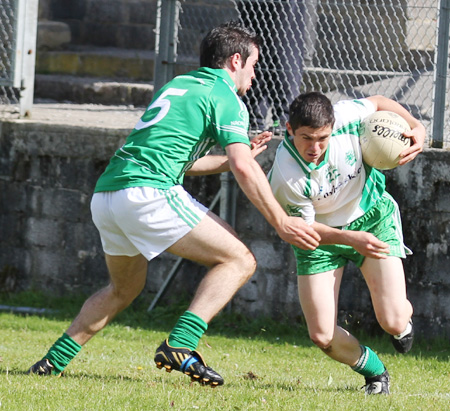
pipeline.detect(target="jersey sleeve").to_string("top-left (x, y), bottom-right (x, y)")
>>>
top-left (209, 81), bottom-right (251, 148)
top-left (268, 151), bottom-right (316, 225)
top-left (333, 98), bottom-right (376, 129)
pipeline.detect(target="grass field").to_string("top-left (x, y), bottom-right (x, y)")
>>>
top-left (0, 292), bottom-right (449, 410)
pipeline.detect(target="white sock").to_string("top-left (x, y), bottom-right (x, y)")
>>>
top-left (393, 320), bottom-right (412, 340)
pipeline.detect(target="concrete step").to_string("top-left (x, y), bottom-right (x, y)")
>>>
top-left (35, 45), bottom-right (198, 81)
top-left (35, 46), bottom-right (156, 81)
top-left (34, 45), bottom-right (197, 105)
top-left (34, 74), bottom-right (154, 107)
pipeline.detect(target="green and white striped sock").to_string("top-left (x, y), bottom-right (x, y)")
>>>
top-left (351, 345), bottom-right (385, 378)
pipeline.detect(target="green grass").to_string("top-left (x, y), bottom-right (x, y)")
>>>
top-left (1, 292), bottom-right (449, 410)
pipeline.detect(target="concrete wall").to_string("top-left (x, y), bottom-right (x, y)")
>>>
top-left (1, 118), bottom-right (449, 337)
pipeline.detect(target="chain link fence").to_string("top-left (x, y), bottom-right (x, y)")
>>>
top-left (0, 0), bottom-right (38, 119)
top-left (2, 0), bottom-right (448, 147)
top-left (0, 0), bottom-right (20, 117)
top-left (172, 0), bottom-right (449, 148)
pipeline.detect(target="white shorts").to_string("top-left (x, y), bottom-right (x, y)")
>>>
top-left (91, 186), bottom-right (208, 261)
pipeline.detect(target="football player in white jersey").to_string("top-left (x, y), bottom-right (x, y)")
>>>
top-left (269, 92), bottom-right (425, 394)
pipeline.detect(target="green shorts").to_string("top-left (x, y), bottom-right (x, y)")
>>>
top-left (293, 192), bottom-right (412, 275)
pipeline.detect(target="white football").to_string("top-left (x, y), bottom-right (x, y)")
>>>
top-left (359, 111), bottom-right (411, 170)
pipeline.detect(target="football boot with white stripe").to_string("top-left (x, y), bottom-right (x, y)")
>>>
top-left (27, 359), bottom-right (61, 376)
top-left (154, 339), bottom-right (224, 387)
top-left (390, 319), bottom-right (414, 353)
top-left (363, 370), bottom-right (390, 395)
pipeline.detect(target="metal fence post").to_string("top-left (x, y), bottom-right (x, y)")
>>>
top-left (153, 0), bottom-right (180, 94)
top-left (15, 0), bottom-right (39, 117)
top-left (220, 172), bottom-right (237, 229)
top-left (431, 0), bottom-right (450, 149)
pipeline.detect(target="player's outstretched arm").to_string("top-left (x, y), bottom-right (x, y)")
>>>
top-left (366, 95), bottom-right (426, 165)
top-left (185, 155), bottom-right (230, 176)
top-left (185, 131), bottom-right (273, 176)
top-left (226, 142), bottom-right (321, 250)
top-left (250, 130), bottom-right (272, 156)
top-left (312, 221), bottom-right (389, 259)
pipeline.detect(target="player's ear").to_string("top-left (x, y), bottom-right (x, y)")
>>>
top-left (286, 122), bottom-right (294, 136)
top-left (229, 53), bottom-right (242, 70)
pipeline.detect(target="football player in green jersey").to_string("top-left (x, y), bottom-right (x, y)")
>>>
top-left (27, 22), bottom-right (320, 386)
top-left (269, 92), bottom-right (425, 394)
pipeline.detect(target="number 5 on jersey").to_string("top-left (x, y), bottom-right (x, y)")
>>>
top-left (135, 88), bottom-right (188, 130)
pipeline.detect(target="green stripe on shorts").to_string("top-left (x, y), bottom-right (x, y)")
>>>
top-left (293, 192), bottom-right (412, 275)
top-left (163, 188), bottom-right (202, 228)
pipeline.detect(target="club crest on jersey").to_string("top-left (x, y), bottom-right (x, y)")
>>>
top-left (286, 204), bottom-right (303, 217)
top-left (345, 150), bottom-right (356, 166)
top-left (239, 109), bottom-right (249, 123)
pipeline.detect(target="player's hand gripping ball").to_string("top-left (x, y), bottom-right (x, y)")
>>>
top-left (359, 111), bottom-right (411, 170)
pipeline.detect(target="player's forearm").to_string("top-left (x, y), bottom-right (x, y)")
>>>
top-left (230, 158), bottom-right (288, 230)
top-left (367, 96), bottom-right (423, 129)
top-left (185, 155), bottom-right (230, 176)
top-left (311, 222), bottom-right (355, 246)
top-left (226, 143), bottom-right (320, 250)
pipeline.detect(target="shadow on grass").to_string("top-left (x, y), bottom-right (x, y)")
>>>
top-left (0, 367), bottom-right (152, 383)
top-left (0, 366), bottom-right (363, 395)
top-left (231, 381), bottom-right (362, 394)
top-left (1, 291), bottom-right (449, 361)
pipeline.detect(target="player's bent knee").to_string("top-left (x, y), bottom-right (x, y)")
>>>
top-left (377, 315), bottom-right (408, 336)
top-left (110, 283), bottom-right (144, 309)
top-left (310, 332), bottom-right (334, 349)
top-left (383, 322), bottom-right (408, 336)
top-left (235, 248), bottom-right (257, 278)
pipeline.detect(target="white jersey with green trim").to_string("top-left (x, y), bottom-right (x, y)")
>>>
top-left (268, 98), bottom-right (386, 227)
top-left (95, 67), bottom-right (251, 192)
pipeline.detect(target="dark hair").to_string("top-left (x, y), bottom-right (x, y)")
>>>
top-left (288, 92), bottom-right (335, 131)
top-left (200, 21), bottom-right (261, 69)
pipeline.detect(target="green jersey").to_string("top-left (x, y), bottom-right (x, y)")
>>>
top-left (95, 68), bottom-right (251, 192)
